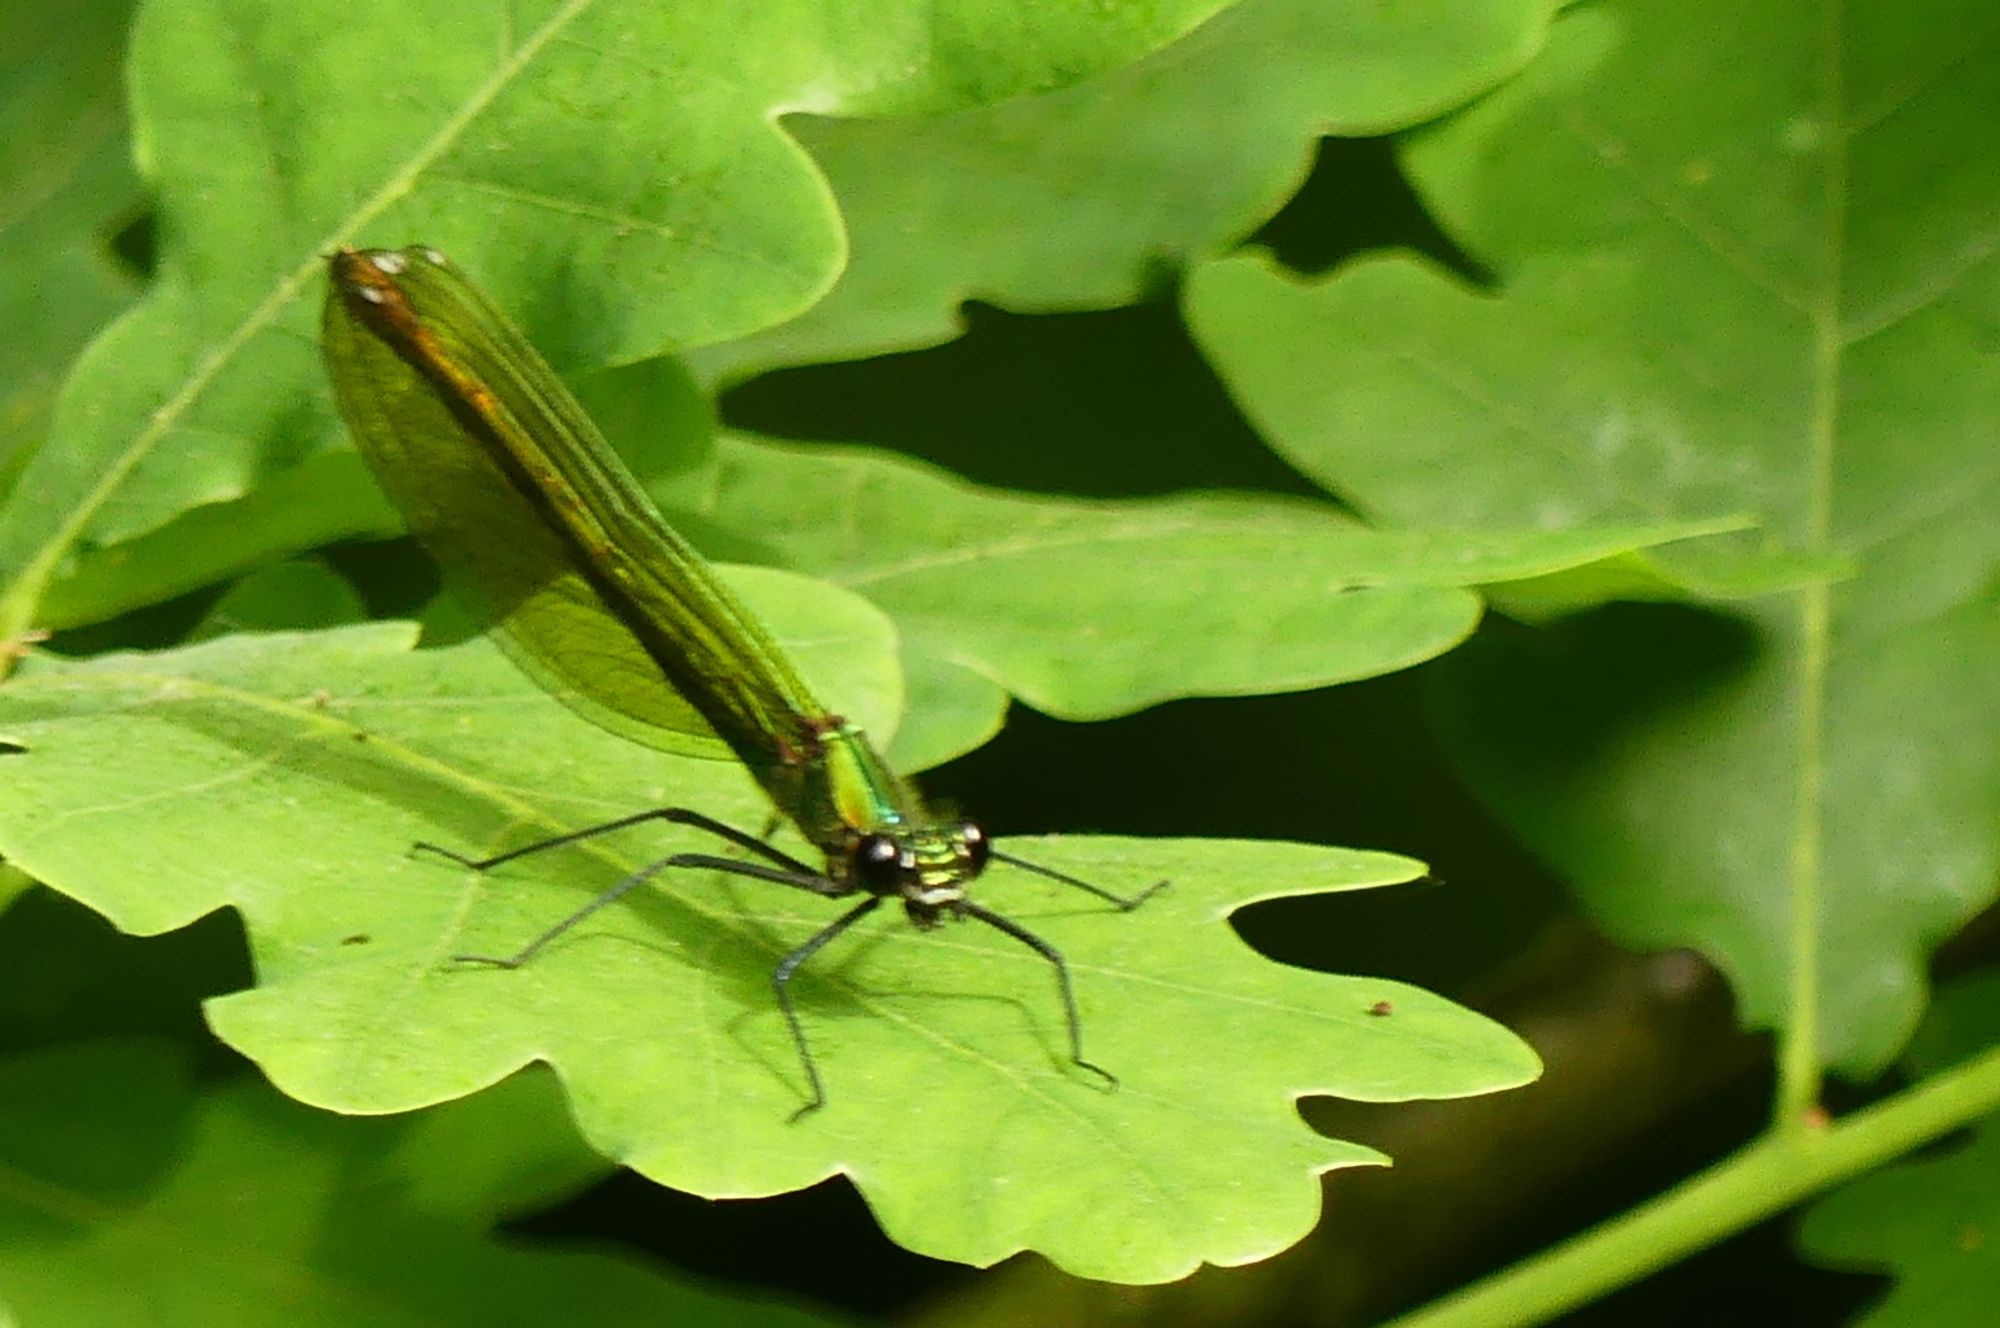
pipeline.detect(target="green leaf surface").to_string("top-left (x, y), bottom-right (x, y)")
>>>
top-left (700, 433), bottom-right (1760, 768)
top-left (0, 867), bottom-right (30, 917)
top-left (0, 628), bottom-right (1538, 1282)
top-left (0, 0), bottom-right (143, 494)
top-left (190, 558), bottom-right (367, 641)
top-left (1798, 971), bottom-right (2000, 1325)
top-left (28, 399), bottom-right (1762, 778)
top-left (0, 1041), bottom-right (846, 1327)
top-left (35, 349), bottom-right (716, 635)
top-left (34, 448), bottom-right (398, 633)
top-left (1185, 0), bottom-right (2000, 1073)
top-left (0, 0), bottom-right (1233, 641)
top-left (693, 0), bottom-right (1556, 382)
top-left (1481, 542), bottom-right (1852, 625)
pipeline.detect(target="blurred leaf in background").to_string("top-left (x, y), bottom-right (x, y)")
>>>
top-left (0, 1041), bottom-right (854, 1327)
top-left (1800, 969), bottom-right (2000, 1325)
top-left (1186, 0), bottom-right (2000, 1080)
top-left (0, 0), bottom-right (144, 494)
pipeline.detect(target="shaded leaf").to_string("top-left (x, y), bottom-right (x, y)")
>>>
top-left (701, 432), bottom-right (1763, 768)
top-left (0, 867), bottom-right (31, 918)
top-left (1184, 0), bottom-right (2000, 1071)
top-left (35, 350), bottom-right (715, 633)
top-left (0, 0), bottom-right (143, 492)
top-left (29, 387), bottom-right (1769, 778)
top-left (190, 558), bottom-right (367, 640)
top-left (1798, 971), bottom-right (2000, 1325)
top-left (695, 0), bottom-right (1557, 381)
top-left (0, 1041), bottom-right (844, 1327)
top-left (35, 448), bottom-right (398, 632)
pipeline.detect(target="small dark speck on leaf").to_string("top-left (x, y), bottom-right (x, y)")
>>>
top-left (341, 933), bottom-right (371, 946)
top-left (0, 740), bottom-right (26, 755)
top-left (1368, 1000), bottom-right (1394, 1017)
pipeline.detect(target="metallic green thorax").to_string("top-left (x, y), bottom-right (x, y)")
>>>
top-left (323, 246), bottom-right (965, 888)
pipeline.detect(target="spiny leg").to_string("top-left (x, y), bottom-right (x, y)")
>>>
top-left (454, 850), bottom-right (868, 1117)
top-left (773, 895), bottom-right (884, 1121)
top-left (989, 848), bottom-right (1168, 911)
top-left (416, 806), bottom-right (815, 876)
top-left (454, 853), bottom-right (844, 969)
top-left (959, 900), bottom-right (1117, 1090)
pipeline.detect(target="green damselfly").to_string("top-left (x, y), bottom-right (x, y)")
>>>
top-left (322, 246), bottom-right (1162, 1117)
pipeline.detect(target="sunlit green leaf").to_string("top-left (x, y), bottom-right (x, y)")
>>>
top-left (0, 627), bottom-right (1537, 1282)
top-left (0, 0), bottom-right (1235, 641)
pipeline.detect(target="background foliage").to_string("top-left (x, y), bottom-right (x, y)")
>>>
top-left (2, 0), bottom-right (1996, 1324)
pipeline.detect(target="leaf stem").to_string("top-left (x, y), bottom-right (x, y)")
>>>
top-left (1778, 584), bottom-right (1831, 1133)
top-left (1774, 0), bottom-right (1848, 1137)
top-left (1383, 1043), bottom-right (2000, 1328)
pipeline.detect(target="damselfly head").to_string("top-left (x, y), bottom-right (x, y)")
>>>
top-left (845, 818), bottom-right (991, 925)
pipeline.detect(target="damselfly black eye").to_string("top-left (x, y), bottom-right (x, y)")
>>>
top-left (853, 833), bottom-right (904, 891)
top-left (960, 821), bottom-right (990, 874)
